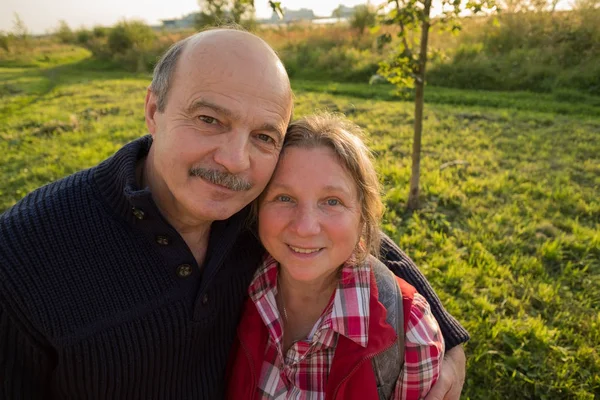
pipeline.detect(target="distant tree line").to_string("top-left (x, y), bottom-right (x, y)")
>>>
top-left (196, 0), bottom-right (257, 29)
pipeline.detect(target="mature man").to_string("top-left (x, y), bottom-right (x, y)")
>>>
top-left (0, 29), bottom-right (468, 399)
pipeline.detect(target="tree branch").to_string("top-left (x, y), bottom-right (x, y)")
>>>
top-left (394, 0), bottom-right (413, 58)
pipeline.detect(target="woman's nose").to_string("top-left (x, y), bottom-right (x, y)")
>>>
top-left (290, 205), bottom-right (321, 237)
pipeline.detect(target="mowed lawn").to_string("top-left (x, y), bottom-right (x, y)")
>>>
top-left (1, 51), bottom-right (599, 399)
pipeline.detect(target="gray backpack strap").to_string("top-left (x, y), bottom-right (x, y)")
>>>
top-left (371, 258), bottom-right (405, 400)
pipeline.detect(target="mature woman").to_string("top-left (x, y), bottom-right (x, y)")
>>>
top-left (228, 114), bottom-right (444, 399)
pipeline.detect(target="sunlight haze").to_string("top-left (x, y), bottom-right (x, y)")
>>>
top-left (0, 0), bottom-right (374, 34)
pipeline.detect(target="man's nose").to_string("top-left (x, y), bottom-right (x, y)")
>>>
top-left (213, 130), bottom-right (251, 174)
top-left (291, 205), bottom-right (321, 237)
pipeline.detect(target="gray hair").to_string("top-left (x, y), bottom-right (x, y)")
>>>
top-left (149, 36), bottom-right (192, 112)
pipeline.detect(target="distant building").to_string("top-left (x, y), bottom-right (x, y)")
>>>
top-left (332, 5), bottom-right (357, 18)
top-left (161, 7), bottom-right (322, 28)
top-left (268, 8), bottom-right (316, 23)
top-left (161, 13), bottom-right (198, 29)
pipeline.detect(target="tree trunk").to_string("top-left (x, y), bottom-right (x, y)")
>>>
top-left (406, 0), bottom-right (432, 211)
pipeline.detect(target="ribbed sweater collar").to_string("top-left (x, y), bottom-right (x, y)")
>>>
top-left (93, 135), bottom-right (155, 220)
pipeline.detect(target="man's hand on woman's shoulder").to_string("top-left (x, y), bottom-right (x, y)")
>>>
top-left (424, 345), bottom-right (466, 400)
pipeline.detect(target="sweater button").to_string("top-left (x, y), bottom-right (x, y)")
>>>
top-left (176, 264), bottom-right (192, 278)
top-left (202, 293), bottom-right (209, 305)
top-left (156, 235), bottom-right (170, 245)
top-left (132, 207), bottom-right (145, 220)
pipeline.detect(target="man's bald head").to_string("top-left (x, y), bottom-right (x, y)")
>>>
top-left (150, 28), bottom-right (291, 113)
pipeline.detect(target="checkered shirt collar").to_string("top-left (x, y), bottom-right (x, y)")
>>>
top-left (248, 254), bottom-right (371, 348)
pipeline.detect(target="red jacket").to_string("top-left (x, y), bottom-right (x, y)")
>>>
top-left (227, 271), bottom-right (416, 399)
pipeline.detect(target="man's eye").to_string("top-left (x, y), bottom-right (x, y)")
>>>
top-left (326, 199), bottom-right (340, 206)
top-left (198, 116), bottom-right (217, 124)
top-left (256, 133), bottom-right (275, 144)
top-left (277, 195), bottom-right (291, 202)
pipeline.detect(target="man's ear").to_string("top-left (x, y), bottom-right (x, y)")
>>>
top-left (145, 88), bottom-right (159, 135)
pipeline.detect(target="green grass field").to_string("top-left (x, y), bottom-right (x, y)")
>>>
top-left (1, 47), bottom-right (599, 399)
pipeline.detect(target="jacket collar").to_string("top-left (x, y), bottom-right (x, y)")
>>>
top-left (237, 267), bottom-right (397, 392)
top-left (325, 270), bottom-right (397, 397)
top-left (248, 255), bottom-right (373, 348)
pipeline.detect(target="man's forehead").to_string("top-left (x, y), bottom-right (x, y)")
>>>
top-left (182, 31), bottom-right (278, 69)
top-left (175, 53), bottom-right (288, 98)
top-left (166, 32), bottom-right (293, 132)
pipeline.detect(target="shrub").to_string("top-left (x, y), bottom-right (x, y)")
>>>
top-left (350, 5), bottom-right (377, 37)
top-left (556, 59), bottom-right (600, 95)
top-left (428, 10), bottom-right (600, 94)
top-left (92, 26), bottom-right (109, 38)
top-left (279, 42), bottom-right (381, 82)
top-left (108, 20), bottom-right (155, 56)
top-left (78, 20), bottom-right (165, 73)
top-left (0, 31), bottom-right (14, 53)
top-left (261, 25), bottom-right (383, 83)
top-left (55, 21), bottom-right (74, 44)
top-left (428, 60), bottom-right (501, 90)
top-left (75, 28), bottom-right (92, 46)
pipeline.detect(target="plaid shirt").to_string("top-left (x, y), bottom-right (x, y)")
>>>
top-left (248, 255), bottom-right (444, 400)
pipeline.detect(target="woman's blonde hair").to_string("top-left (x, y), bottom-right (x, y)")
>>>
top-left (275, 112), bottom-right (384, 263)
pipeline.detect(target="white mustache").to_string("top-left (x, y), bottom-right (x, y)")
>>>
top-left (189, 167), bottom-right (252, 192)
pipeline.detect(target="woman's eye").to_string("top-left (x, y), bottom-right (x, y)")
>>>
top-left (198, 115), bottom-right (217, 124)
top-left (256, 133), bottom-right (275, 144)
top-left (326, 199), bottom-right (340, 206)
top-left (276, 195), bottom-right (291, 202)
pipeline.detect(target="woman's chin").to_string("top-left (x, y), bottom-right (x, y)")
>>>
top-left (280, 263), bottom-right (338, 287)
top-left (280, 265), bottom-right (317, 282)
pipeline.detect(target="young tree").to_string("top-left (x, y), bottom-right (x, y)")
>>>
top-left (55, 20), bottom-right (74, 44)
top-left (350, 5), bottom-right (377, 36)
top-left (231, 0), bottom-right (255, 23)
top-left (196, 0), bottom-right (257, 27)
top-left (0, 31), bottom-right (13, 53)
top-left (332, 5), bottom-right (345, 21)
top-left (12, 13), bottom-right (30, 45)
top-left (377, 0), bottom-right (497, 210)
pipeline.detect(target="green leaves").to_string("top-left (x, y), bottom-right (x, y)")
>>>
top-left (378, 56), bottom-right (418, 89)
top-left (196, 0), bottom-right (256, 26)
top-left (376, 33), bottom-right (393, 50)
top-left (377, 0), bottom-right (499, 91)
top-left (268, 1), bottom-right (284, 19)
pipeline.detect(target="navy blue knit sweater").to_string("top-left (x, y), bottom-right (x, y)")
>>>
top-left (0, 136), bottom-right (468, 399)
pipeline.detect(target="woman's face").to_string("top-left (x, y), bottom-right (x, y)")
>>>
top-left (258, 146), bottom-right (363, 285)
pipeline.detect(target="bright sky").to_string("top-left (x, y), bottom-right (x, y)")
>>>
top-left (0, 0), bottom-right (374, 34)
